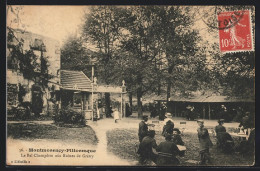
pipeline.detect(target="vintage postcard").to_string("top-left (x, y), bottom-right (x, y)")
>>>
top-left (6, 5), bottom-right (255, 166)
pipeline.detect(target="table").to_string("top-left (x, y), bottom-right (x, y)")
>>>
top-left (229, 132), bottom-right (247, 138)
top-left (229, 132), bottom-right (248, 144)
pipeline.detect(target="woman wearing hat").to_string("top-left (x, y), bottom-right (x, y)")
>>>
top-left (215, 119), bottom-right (234, 153)
top-left (215, 119), bottom-right (226, 137)
top-left (171, 128), bottom-right (184, 146)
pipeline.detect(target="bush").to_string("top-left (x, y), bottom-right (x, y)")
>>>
top-left (53, 106), bottom-right (86, 126)
top-left (14, 106), bottom-right (31, 120)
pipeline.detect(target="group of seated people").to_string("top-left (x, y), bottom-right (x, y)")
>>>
top-left (137, 115), bottom-right (185, 165)
top-left (215, 118), bottom-right (255, 155)
top-left (137, 115), bottom-right (255, 166)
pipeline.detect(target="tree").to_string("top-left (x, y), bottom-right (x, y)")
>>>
top-left (201, 6), bottom-right (255, 98)
top-left (117, 6), bottom-right (165, 118)
top-left (61, 34), bottom-right (92, 75)
top-left (82, 6), bottom-right (128, 117)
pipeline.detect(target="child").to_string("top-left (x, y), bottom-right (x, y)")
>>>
top-left (197, 120), bottom-right (213, 165)
top-left (113, 108), bottom-right (120, 123)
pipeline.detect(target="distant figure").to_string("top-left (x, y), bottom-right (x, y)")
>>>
top-left (215, 119), bottom-right (234, 153)
top-left (138, 115), bottom-right (149, 142)
top-left (108, 106), bottom-right (113, 118)
top-left (113, 108), bottom-right (120, 123)
top-left (171, 128), bottom-right (184, 146)
top-left (159, 103), bottom-right (167, 120)
top-left (220, 105), bottom-right (232, 122)
top-left (156, 134), bottom-right (182, 166)
top-left (186, 105), bottom-right (195, 120)
top-left (197, 120), bottom-right (213, 165)
top-left (150, 104), bottom-right (157, 118)
top-left (125, 103), bottom-right (132, 117)
top-left (137, 130), bottom-right (158, 165)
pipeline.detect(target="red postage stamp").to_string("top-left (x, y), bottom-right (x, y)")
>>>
top-left (218, 10), bottom-right (253, 53)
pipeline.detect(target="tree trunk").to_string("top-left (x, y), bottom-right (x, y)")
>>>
top-left (158, 76), bottom-right (161, 95)
top-left (166, 65), bottom-right (173, 113)
top-left (105, 92), bottom-right (111, 117)
top-left (129, 91), bottom-right (133, 115)
top-left (137, 74), bottom-right (143, 119)
top-left (166, 79), bottom-right (171, 113)
top-left (137, 87), bottom-right (143, 119)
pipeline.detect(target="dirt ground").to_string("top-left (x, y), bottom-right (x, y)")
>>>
top-left (6, 116), bottom-right (255, 166)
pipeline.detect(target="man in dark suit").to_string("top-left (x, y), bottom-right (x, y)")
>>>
top-left (156, 134), bottom-right (182, 165)
top-left (197, 120), bottom-right (213, 165)
top-left (138, 115), bottom-right (149, 142)
top-left (137, 130), bottom-right (158, 165)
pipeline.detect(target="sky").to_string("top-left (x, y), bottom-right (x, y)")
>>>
top-left (7, 6), bottom-right (218, 47)
top-left (7, 6), bottom-right (88, 45)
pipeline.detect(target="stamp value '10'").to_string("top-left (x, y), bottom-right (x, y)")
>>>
top-left (218, 10), bottom-right (253, 53)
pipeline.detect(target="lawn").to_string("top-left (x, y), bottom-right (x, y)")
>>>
top-left (7, 122), bottom-right (98, 145)
top-left (106, 128), bottom-right (254, 166)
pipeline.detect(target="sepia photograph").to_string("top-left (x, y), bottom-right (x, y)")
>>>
top-left (6, 5), bottom-right (255, 166)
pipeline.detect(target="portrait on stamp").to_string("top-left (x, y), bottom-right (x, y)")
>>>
top-left (218, 10), bottom-right (254, 53)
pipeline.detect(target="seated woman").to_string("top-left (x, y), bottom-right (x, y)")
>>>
top-left (162, 120), bottom-right (174, 137)
top-left (215, 119), bottom-right (226, 136)
top-left (171, 128), bottom-right (184, 146)
top-left (215, 119), bottom-right (234, 153)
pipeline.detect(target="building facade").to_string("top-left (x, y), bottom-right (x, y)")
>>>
top-left (7, 28), bottom-right (60, 115)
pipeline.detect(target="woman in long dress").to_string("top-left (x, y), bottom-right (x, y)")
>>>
top-left (113, 108), bottom-right (120, 123)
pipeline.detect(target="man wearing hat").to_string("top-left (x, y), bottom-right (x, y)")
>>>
top-left (138, 115), bottom-right (149, 142)
top-left (197, 120), bottom-right (213, 165)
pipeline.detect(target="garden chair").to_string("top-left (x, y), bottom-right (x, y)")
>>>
top-left (179, 121), bottom-right (186, 134)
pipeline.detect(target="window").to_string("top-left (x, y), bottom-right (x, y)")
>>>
top-left (73, 92), bottom-right (82, 108)
top-left (7, 83), bottom-right (18, 106)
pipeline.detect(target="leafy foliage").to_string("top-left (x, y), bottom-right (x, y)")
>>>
top-left (61, 34), bottom-right (91, 72)
top-left (53, 106), bottom-right (86, 126)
